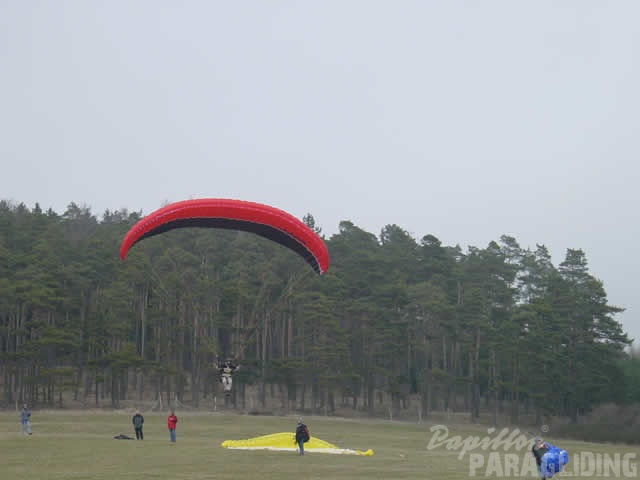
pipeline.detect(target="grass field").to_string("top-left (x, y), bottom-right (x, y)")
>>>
top-left (1, 410), bottom-right (638, 479)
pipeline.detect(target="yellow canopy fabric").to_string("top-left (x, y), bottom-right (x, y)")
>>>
top-left (221, 432), bottom-right (373, 456)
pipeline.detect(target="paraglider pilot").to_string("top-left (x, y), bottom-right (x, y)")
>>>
top-left (217, 356), bottom-right (240, 395)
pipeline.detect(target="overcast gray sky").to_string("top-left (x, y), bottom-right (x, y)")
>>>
top-left (2, 1), bottom-right (638, 343)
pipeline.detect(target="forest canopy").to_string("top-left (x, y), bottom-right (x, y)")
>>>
top-left (0, 200), bottom-right (636, 425)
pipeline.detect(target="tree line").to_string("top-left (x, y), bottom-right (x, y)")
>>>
top-left (0, 200), bottom-right (637, 424)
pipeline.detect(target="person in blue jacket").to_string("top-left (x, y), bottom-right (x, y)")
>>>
top-left (20, 404), bottom-right (32, 435)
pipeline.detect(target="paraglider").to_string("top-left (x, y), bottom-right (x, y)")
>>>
top-left (221, 432), bottom-right (373, 456)
top-left (119, 198), bottom-right (330, 274)
top-left (532, 437), bottom-right (569, 478)
top-left (119, 198), bottom-right (329, 401)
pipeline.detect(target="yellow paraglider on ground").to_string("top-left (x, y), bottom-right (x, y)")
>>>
top-left (221, 432), bottom-right (374, 456)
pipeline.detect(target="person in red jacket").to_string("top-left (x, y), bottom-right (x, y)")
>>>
top-left (167, 410), bottom-right (178, 443)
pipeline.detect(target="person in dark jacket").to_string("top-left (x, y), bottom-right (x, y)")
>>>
top-left (532, 437), bottom-right (549, 478)
top-left (132, 409), bottom-right (144, 440)
top-left (294, 418), bottom-right (310, 456)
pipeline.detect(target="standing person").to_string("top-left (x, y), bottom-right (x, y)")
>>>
top-left (132, 409), bottom-right (144, 440)
top-left (294, 418), bottom-right (310, 456)
top-left (167, 410), bottom-right (178, 443)
top-left (20, 404), bottom-right (32, 436)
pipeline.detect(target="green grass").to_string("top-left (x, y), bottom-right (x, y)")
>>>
top-left (1, 410), bottom-right (638, 479)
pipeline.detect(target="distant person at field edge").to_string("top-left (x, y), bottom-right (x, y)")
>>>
top-left (168, 410), bottom-right (178, 443)
top-left (294, 418), bottom-right (310, 456)
top-left (20, 404), bottom-right (32, 435)
top-left (532, 437), bottom-right (549, 478)
top-left (132, 409), bottom-right (144, 440)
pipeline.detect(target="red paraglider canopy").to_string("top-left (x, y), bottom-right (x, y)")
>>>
top-left (119, 198), bottom-right (329, 274)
